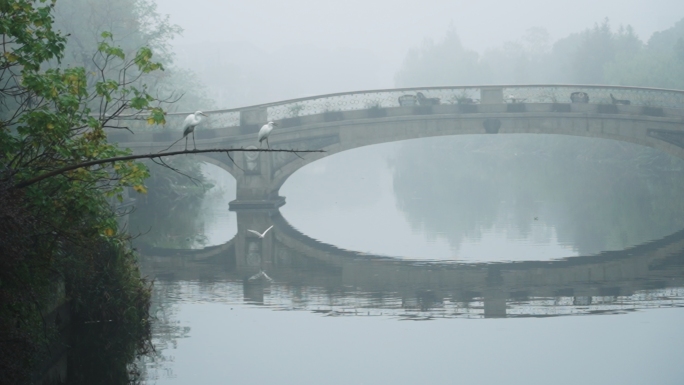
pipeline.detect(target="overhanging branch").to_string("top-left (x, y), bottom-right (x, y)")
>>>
top-left (12, 148), bottom-right (324, 190)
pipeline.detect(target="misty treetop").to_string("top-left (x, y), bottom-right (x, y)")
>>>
top-left (396, 18), bottom-right (684, 89)
top-left (51, 0), bottom-right (214, 112)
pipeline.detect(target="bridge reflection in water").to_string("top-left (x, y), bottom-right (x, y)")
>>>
top-left (139, 208), bottom-right (684, 320)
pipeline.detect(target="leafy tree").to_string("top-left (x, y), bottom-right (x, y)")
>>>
top-left (49, 0), bottom-right (217, 227)
top-left (568, 19), bottom-right (642, 84)
top-left (394, 18), bottom-right (673, 88)
top-left (604, 50), bottom-right (684, 89)
top-left (0, 2), bottom-right (316, 382)
top-left (52, 0), bottom-right (214, 112)
top-left (3, 28), bottom-right (166, 203)
top-left (481, 27), bottom-right (554, 84)
top-left (54, 0), bottom-right (179, 65)
top-left (647, 17), bottom-right (684, 53)
top-left (605, 17), bottom-right (684, 89)
top-left (394, 25), bottom-right (487, 87)
top-left (0, 0), bottom-right (169, 381)
top-left (675, 38), bottom-right (684, 61)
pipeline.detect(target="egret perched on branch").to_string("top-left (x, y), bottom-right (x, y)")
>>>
top-left (182, 111), bottom-right (207, 150)
top-left (258, 121), bottom-right (277, 149)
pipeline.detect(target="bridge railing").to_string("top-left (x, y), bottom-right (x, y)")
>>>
top-left (500, 85), bottom-right (684, 107)
top-left (119, 85), bottom-right (684, 133)
top-left (267, 86), bottom-right (489, 121)
top-left (264, 85), bottom-right (684, 122)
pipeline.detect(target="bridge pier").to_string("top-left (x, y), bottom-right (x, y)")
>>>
top-left (483, 267), bottom-right (507, 318)
top-left (234, 209), bottom-right (278, 276)
top-left (483, 289), bottom-right (507, 318)
top-left (228, 140), bottom-right (286, 209)
top-left (229, 194), bottom-right (285, 210)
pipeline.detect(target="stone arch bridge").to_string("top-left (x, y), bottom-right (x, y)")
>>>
top-left (109, 85), bottom-right (684, 209)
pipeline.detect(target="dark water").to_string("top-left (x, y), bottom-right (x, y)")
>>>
top-left (126, 136), bottom-right (684, 384)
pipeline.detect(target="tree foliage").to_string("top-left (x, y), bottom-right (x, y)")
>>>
top-left (395, 17), bottom-right (684, 88)
top-left (604, 19), bottom-right (684, 89)
top-left (52, 0), bottom-right (215, 112)
top-left (569, 19), bottom-right (642, 83)
top-left (395, 25), bottom-right (486, 87)
top-left (0, 0), bottom-right (172, 381)
top-left (2, 25), bottom-right (167, 216)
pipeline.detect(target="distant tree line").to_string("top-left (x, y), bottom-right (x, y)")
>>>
top-left (395, 18), bottom-right (684, 89)
top-left (391, 18), bottom-right (684, 256)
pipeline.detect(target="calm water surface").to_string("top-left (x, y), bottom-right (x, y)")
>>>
top-left (129, 137), bottom-right (684, 385)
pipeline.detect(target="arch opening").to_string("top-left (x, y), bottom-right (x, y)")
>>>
top-left (279, 134), bottom-right (684, 262)
top-left (270, 113), bottom-right (684, 196)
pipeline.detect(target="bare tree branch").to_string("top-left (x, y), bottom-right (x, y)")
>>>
top-left (12, 148), bottom-right (323, 190)
top-left (225, 151), bottom-right (245, 172)
top-left (150, 157), bottom-right (202, 187)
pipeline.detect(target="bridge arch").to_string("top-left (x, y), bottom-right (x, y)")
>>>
top-left (109, 85), bottom-right (684, 207)
top-left (192, 153), bottom-right (241, 180)
top-left (268, 111), bottom-right (684, 193)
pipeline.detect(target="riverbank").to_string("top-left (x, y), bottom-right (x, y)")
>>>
top-left (0, 182), bottom-right (152, 385)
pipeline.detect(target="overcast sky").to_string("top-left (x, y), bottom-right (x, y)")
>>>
top-left (158, 0), bottom-right (683, 54)
top-left (155, 0), bottom-right (684, 105)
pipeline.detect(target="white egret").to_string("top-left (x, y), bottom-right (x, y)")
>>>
top-left (247, 225), bottom-right (273, 238)
top-left (248, 270), bottom-right (273, 282)
top-left (258, 121), bottom-right (277, 148)
top-left (182, 111), bottom-right (207, 150)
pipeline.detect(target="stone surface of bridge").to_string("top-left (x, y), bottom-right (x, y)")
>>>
top-left (109, 85), bottom-right (684, 208)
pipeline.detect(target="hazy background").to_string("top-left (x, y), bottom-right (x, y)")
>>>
top-left (32, 3), bottom-right (684, 384)
top-left (153, 0), bottom-right (684, 107)
top-left (102, 0), bottom-right (684, 258)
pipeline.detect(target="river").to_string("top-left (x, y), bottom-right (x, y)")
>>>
top-left (95, 136), bottom-right (684, 384)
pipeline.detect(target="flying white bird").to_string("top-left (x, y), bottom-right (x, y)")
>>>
top-left (182, 111), bottom-right (207, 150)
top-left (247, 225), bottom-right (273, 238)
top-left (258, 121), bottom-right (277, 148)
top-left (248, 270), bottom-right (273, 282)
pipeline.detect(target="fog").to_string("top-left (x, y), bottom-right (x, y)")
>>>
top-left (8, 0), bottom-right (684, 383)
top-left (50, 1), bottom-right (684, 383)
top-left (154, 0), bottom-right (684, 106)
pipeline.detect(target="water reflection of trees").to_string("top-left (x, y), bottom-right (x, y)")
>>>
top-left (129, 157), bottom-right (215, 249)
top-left (392, 135), bottom-right (684, 255)
top-left (58, 281), bottom-right (191, 384)
top-left (134, 280), bottom-right (191, 383)
top-left (65, 322), bottom-right (153, 385)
